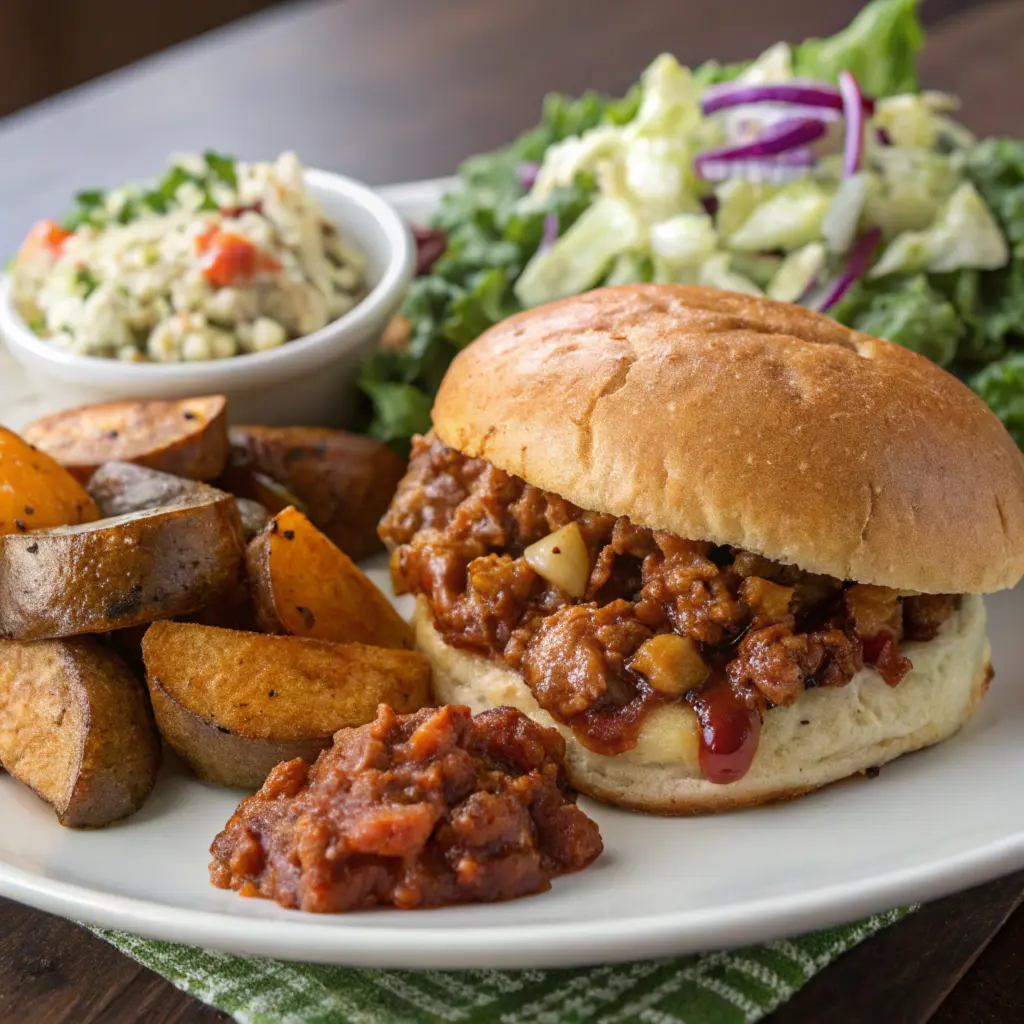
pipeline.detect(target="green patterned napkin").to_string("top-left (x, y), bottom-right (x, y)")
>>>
top-left (92, 907), bottom-right (909, 1023)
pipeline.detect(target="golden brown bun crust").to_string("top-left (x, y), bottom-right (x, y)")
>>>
top-left (417, 596), bottom-right (991, 814)
top-left (433, 285), bottom-right (1024, 594)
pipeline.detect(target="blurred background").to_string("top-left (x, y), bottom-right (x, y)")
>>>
top-left (0, 1), bottom-right (284, 116)
top-left (0, 0), bottom-right (984, 118)
top-left (0, 0), bottom-right (1014, 253)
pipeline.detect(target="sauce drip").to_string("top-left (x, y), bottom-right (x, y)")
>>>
top-left (693, 677), bottom-right (762, 784)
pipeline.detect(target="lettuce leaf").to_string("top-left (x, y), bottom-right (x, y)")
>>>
top-left (831, 274), bottom-right (961, 366)
top-left (794, 0), bottom-right (924, 98)
top-left (358, 93), bottom-right (624, 448)
top-left (971, 353), bottom-right (1024, 448)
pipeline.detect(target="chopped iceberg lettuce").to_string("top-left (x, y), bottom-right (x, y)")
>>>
top-left (768, 243), bottom-right (827, 302)
top-left (729, 181), bottom-right (831, 252)
top-left (650, 213), bottom-right (718, 270)
top-left (873, 91), bottom-right (959, 151)
top-left (698, 253), bottom-right (763, 295)
top-left (870, 182), bottom-right (1010, 277)
top-left (862, 149), bottom-right (959, 235)
top-left (822, 172), bottom-right (871, 254)
top-left (514, 196), bottom-right (642, 307)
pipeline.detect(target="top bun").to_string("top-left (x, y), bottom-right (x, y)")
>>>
top-left (432, 284), bottom-right (1024, 594)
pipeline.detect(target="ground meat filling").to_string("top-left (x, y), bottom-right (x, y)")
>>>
top-left (380, 437), bottom-right (959, 783)
top-left (209, 704), bottom-right (602, 911)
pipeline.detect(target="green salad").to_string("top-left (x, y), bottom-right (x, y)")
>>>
top-left (359, 0), bottom-right (1024, 451)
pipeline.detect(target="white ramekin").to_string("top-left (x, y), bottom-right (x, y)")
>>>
top-left (0, 168), bottom-right (415, 426)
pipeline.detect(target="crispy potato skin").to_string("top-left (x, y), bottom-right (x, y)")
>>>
top-left (0, 491), bottom-right (245, 640)
top-left (0, 637), bottom-right (160, 827)
top-left (87, 461), bottom-right (208, 518)
top-left (142, 621), bottom-right (430, 788)
top-left (0, 428), bottom-right (99, 533)
top-left (88, 461), bottom-right (269, 543)
top-left (23, 396), bottom-right (229, 483)
top-left (247, 506), bottom-right (412, 649)
top-left (221, 426), bottom-right (405, 559)
top-left (148, 680), bottom-right (326, 789)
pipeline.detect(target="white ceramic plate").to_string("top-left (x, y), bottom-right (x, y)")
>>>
top-left (0, 179), bottom-right (1022, 970)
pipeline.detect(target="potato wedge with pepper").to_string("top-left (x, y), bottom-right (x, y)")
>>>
top-left (0, 489), bottom-right (244, 640)
top-left (0, 427), bottom-right (99, 533)
top-left (0, 637), bottom-right (160, 827)
top-left (220, 426), bottom-right (405, 559)
top-left (247, 506), bottom-right (412, 648)
top-left (22, 395), bottom-right (229, 483)
top-left (142, 621), bottom-right (430, 788)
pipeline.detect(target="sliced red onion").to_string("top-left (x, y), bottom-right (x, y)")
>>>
top-left (694, 119), bottom-right (827, 180)
top-left (811, 228), bottom-right (881, 312)
top-left (697, 149), bottom-right (816, 184)
top-left (733, 105), bottom-right (843, 136)
top-left (539, 213), bottom-right (559, 253)
top-left (838, 71), bottom-right (865, 177)
top-left (702, 80), bottom-right (875, 116)
top-left (411, 225), bottom-right (447, 276)
top-left (875, 126), bottom-right (893, 146)
top-left (517, 161), bottom-right (541, 191)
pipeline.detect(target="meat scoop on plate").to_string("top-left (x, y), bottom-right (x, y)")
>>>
top-left (209, 703), bottom-right (602, 911)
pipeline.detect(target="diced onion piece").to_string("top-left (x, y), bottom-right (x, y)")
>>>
top-left (702, 80), bottom-right (875, 116)
top-left (739, 577), bottom-right (794, 622)
top-left (523, 522), bottom-right (591, 598)
top-left (845, 584), bottom-right (902, 640)
top-left (838, 71), bottom-right (865, 177)
top-left (631, 634), bottom-right (709, 698)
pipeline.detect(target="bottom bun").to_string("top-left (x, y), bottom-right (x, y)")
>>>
top-left (415, 595), bottom-right (992, 814)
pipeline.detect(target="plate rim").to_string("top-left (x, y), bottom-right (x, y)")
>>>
top-left (2, 828), bottom-right (1022, 968)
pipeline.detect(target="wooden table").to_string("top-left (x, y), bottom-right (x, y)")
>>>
top-left (0, 1), bottom-right (1022, 1020)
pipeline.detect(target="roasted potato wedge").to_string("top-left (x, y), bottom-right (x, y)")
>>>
top-left (247, 506), bottom-right (412, 648)
top-left (107, 623), bottom-right (149, 673)
top-left (0, 637), bottom-right (160, 827)
top-left (184, 566), bottom-right (258, 632)
top-left (0, 490), bottom-right (244, 640)
top-left (142, 621), bottom-right (430, 788)
top-left (235, 498), bottom-right (271, 542)
top-left (87, 461), bottom-right (269, 543)
top-left (221, 426), bottom-right (405, 559)
top-left (216, 463), bottom-right (307, 517)
top-left (22, 395), bottom-right (229, 483)
top-left (0, 427), bottom-right (99, 533)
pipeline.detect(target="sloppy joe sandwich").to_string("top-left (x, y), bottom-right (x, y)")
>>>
top-left (380, 284), bottom-right (1024, 814)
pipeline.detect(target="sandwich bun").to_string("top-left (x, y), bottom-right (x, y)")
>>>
top-left (412, 285), bottom-right (1022, 811)
top-left (433, 284), bottom-right (1024, 595)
